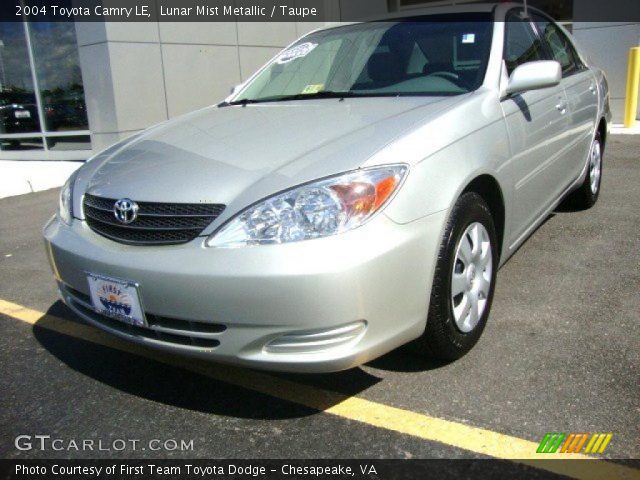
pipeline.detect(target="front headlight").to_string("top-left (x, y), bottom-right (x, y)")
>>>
top-left (58, 174), bottom-right (74, 225)
top-left (207, 164), bottom-right (408, 248)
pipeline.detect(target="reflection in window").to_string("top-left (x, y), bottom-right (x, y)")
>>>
top-left (0, 136), bottom-right (43, 151)
top-left (0, 22), bottom-right (41, 135)
top-left (0, 21), bottom-right (90, 153)
top-left (504, 15), bottom-right (546, 75)
top-left (29, 22), bottom-right (88, 132)
top-left (533, 16), bottom-right (582, 75)
top-left (47, 135), bottom-right (91, 151)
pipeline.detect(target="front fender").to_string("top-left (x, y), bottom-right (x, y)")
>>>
top-left (381, 113), bottom-right (510, 227)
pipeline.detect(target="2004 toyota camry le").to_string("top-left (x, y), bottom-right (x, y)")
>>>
top-left (44, 3), bottom-right (610, 372)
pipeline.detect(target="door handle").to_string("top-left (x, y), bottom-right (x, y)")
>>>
top-left (589, 83), bottom-right (597, 95)
top-left (556, 102), bottom-right (567, 114)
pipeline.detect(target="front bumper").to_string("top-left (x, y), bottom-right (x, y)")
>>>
top-left (43, 210), bottom-right (447, 372)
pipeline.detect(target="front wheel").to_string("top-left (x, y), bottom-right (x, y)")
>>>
top-left (413, 192), bottom-right (498, 361)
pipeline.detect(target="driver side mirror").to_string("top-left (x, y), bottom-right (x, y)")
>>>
top-left (505, 60), bottom-right (562, 96)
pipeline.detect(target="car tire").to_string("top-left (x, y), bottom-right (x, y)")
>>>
top-left (413, 192), bottom-right (498, 361)
top-left (565, 131), bottom-right (603, 210)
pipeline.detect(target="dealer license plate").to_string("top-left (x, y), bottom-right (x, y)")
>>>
top-left (87, 274), bottom-right (145, 327)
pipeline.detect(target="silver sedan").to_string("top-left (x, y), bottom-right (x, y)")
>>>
top-left (44, 3), bottom-right (610, 372)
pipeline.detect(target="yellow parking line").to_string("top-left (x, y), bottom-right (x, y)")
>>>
top-left (1, 298), bottom-right (638, 480)
top-left (0, 299), bottom-right (46, 324)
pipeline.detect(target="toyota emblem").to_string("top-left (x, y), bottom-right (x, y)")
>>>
top-left (113, 198), bottom-right (139, 224)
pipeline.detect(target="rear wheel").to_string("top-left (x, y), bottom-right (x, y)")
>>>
top-left (566, 132), bottom-right (603, 209)
top-left (413, 192), bottom-right (498, 360)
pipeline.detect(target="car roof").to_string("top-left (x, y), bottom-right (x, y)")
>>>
top-left (373, 1), bottom-right (499, 19)
top-left (313, 2), bottom-right (542, 34)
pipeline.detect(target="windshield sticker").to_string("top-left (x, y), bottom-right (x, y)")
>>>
top-left (301, 84), bottom-right (325, 94)
top-left (461, 33), bottom-right (476, 44)
top-left (276, 42), bottom-right (318, 64)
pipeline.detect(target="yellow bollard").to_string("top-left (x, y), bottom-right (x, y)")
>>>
top-left (623, 47), bottom-right (640, 128)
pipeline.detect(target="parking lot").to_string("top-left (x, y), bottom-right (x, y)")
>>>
top-left (0, 136), bottom-right (638, 477)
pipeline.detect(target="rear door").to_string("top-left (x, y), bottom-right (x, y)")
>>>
top-left (532, 14), bottom-right (598, 182)
top-left (500, 11), bottom-right (571, 245)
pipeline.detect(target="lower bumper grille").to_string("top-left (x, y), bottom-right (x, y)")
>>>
top-left (62, 285), bottom-right (225, 349)
top-left (83, 194), bottom-right (225, 246)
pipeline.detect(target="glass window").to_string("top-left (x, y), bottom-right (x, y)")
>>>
top-left (29, 22), bottom-right (88, 132)
top-left (0, 22), bottom-right (41, 135)
top-left (533, 15), bottom-right (583, 76)
top-left (504, 13), bottom-right (547, 75)
top-left (0, 136), bottom-right (43, 151)
top-left (233, 13), bottom-right (494, 103)
top-left (406, 43), bottom-right (427, 75)
top-left (0, 21), bottom-right (90, 154)
top-left (47, 135), bottom-right (91, 151)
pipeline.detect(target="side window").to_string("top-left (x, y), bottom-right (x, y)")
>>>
top-left (504, 13), bottom-right (547, 75)
top-left (533, 16), bottom-right (583, 76)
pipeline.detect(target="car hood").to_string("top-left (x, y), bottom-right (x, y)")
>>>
top-left (78, 95), bottom-right (468, 220)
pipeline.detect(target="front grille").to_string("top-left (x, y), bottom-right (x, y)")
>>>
top-left (63, 285), bottom-right (225, 349)
top-left (83, 194), bottom-right (225, 246)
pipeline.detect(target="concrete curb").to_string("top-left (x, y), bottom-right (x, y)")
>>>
top-left (610, 123), bottom-right (640, 135)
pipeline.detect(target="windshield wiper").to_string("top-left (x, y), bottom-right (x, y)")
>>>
top-left (218, 98), bottom-right (262, 107)
top-left (262, 91), bottom-right (358, 102)
top-left (220, 91), bottom-right (364, 107)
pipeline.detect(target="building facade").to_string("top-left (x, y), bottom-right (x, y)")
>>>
top-left (0, 0), bottom-right (638, 160)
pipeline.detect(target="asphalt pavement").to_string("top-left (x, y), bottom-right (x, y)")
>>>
top-left (0, 136), bottom-right (638, 472)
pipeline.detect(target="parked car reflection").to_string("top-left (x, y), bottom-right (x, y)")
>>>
top-left (0, 91), bottom-right (40, 135)
top-left (43, 88), bottom-right (88, 131)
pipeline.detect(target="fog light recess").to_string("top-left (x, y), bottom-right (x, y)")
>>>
top-left (264, 321), bottom-right (367, 354)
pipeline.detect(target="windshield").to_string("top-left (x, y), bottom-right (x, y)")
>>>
top-left (232, 13), bottom-right (493, 104)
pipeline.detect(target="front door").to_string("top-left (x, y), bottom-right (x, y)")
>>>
top-left (533, 15), bottom-right (599, 182)
top-left (500, 11), bottom-right (571, 246)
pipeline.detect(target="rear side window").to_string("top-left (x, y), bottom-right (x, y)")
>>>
top-left (533, 15), bottom-right (584, 76)
top-left (503, 12), bottom-right (547, 75)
